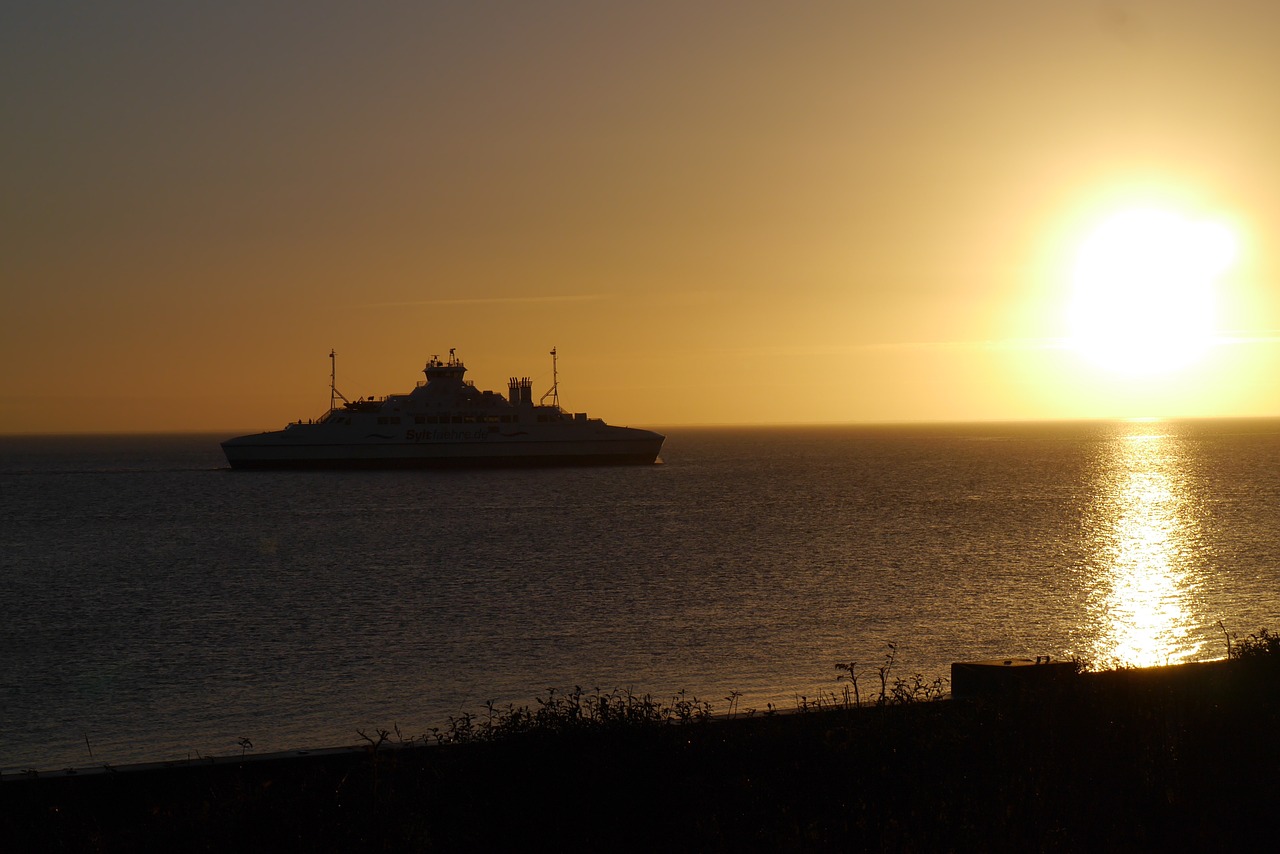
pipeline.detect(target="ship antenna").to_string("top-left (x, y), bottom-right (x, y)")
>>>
top-left (540, 347), bottom-right (559, 408)
top-left (329, 349), bottom-right (351, 411)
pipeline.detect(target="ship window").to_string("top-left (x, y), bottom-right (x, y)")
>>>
top-left (451, 416), bottom-right (462, 424)
top-left (500, 416), bottom-right (512, 423)
top-left (415, 416), bottom-right (425, 424)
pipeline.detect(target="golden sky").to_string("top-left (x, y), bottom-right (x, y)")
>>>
top-left (5, 1), bottom-right (1280, 433)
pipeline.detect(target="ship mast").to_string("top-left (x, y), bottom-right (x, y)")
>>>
top-left (540, 347), bottom-right (559, 408)
top-left (329, 349), bottom-right (351, 411)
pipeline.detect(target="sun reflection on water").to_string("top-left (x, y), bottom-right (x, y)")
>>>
top-left (1081, 426), bottom-right (1204, 667)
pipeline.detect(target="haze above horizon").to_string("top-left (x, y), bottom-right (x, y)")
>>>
top-left (5, 2), bottom-right (1280, 434)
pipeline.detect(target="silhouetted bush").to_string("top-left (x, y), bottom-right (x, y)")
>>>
top-left (6, 641), bottom-right (1280, 851)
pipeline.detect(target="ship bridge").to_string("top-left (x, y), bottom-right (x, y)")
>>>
top-left (423, 349), bottom-right (467, 383)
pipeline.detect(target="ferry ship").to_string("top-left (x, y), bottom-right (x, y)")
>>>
top-left (221, 349), bottom-right (664, 469)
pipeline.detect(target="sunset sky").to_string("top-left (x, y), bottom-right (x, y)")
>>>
top-left (5, 1), bottom-right (1280, 433)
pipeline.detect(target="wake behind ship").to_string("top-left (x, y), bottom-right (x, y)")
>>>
top-left (221, 349), bottom-right (664, 469)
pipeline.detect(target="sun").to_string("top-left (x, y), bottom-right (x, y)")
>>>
top-left (1068, 208), bottom-right (1237, 377)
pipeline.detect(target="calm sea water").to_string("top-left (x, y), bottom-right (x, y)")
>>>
top-left (4, 421), bottom-right (1280, 771)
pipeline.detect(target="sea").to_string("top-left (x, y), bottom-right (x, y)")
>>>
top-left (4, 420), bottom-right (1280, 772)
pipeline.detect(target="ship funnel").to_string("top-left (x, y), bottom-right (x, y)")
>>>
top-left (511, 376), bottom-right (534, 417)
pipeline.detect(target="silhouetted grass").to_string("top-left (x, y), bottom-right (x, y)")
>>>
top-left (1227, 626), bottom-right (1280, 661)
top-left (5, 633), bottom-right (1279, 851)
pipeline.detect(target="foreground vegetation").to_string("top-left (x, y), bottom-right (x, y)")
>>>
top-left (5, 634), bottom-right (1279, 851)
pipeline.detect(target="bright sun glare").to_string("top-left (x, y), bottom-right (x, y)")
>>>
top-left (1068, 208), bottom-right (1237, 377)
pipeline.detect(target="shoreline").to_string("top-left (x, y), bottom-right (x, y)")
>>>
top-left (6, 655), bottom-right (1278, 849)
top-left (1, 654), bottom-right (1237, 781)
